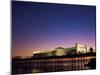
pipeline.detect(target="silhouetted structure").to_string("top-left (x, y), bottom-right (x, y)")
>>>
top-left (85, 58), bottom-right (96, 69)
top-left (89, 47), bottom-right (94, 53)
top-left (12, 52), bottom-right (96, 74)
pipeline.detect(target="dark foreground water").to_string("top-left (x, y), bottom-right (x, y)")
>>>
top-left (12, 57), bottom-right (96, 74)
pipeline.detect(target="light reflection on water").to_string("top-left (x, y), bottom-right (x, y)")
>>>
top-left (31, 59), bottom-right (90, 73)
top-left (13, 58), bottom-right (95, 74)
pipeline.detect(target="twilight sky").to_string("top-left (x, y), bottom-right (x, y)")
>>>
top-left (12, 1), bottom-right (96, 57)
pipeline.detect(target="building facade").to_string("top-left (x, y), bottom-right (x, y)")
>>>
top-left (32, 43), bottom-right (87, 57)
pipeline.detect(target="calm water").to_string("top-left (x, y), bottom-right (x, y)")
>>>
top-left (31, 59), bottom-right (90, 73)
top-left (13, 57), bottom-right (93, 74)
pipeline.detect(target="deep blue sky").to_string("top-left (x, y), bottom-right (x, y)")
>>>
top-left (12, 1), bottom-right (96, 56)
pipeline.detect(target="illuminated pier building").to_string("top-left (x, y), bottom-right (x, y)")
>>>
top-left (33, 43), bottom-right (87, 57)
